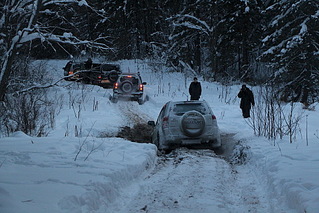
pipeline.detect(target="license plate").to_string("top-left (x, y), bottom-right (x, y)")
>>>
top-left (101, 80), bottom-right (110, 83)
top-left (182, 139), bottom-right (201, 145)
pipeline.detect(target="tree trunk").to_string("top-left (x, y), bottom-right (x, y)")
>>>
top-left (0, 0), bottom-right (42, 101)
top-left (0, 50), bottom-right (15, 101)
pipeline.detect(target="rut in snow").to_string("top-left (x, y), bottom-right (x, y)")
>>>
top-left (109, 147), bottom-right (277, 213)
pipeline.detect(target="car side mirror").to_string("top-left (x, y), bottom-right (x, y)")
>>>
top-left (142, 82), bottom-right (147, 85)
top-left (148, 121), bottom-right (155, 127)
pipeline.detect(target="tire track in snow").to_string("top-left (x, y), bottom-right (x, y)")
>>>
top-left (117, 101), bottom-right (153, 126)
top-left (109, 148), bottom-right (277, 213)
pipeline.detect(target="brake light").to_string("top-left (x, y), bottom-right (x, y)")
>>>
top-left (139, 84), bottom-right (143, 91)
top-left (69, 71), bottom-right (74, 75)
top-left (114, 82), bottom-right (119, 89)
top-left (212, 115), bottom-right (216, 120)
top-left (98, 75), bottom-right (102, 79)
top-left (162, 116), bottom-right (169, 128)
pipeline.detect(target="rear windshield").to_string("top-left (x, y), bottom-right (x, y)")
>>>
top-left (119, 76), bottom-right (139, 83)
top-left (172, 103), bottom-right (208, 115)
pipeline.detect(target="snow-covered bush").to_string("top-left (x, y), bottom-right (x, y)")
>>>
top-left (247, 86), bottom-right (303, 143)
top-left (229, 141), bottom-right (251, 165)
top-left (0, 58), bottom-right (62, 137)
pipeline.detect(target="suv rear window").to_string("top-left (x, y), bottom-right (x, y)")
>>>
top-left (119, 76), bottom-right (139, 83)
top-left (172, 103), bottom-right (208, 115)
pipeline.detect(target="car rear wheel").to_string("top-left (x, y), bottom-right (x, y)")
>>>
top-left (111, 95), bottom-right (118, 103)
top-left (154, 134), bottom-right (160, 148)
top-left (138, 98), bottom-right (144, 105)
top-left (180, 110), bottom-right (205, 137)
top-left (156, 135), bottom-right (172, 154)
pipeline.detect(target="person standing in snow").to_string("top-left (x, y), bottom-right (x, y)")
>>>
top-left (189, 77), bottom-right (202, 100)
top-left (237, 84), bottom-right (255, 118)
top-left (84, 58), bottom-right (92, 69)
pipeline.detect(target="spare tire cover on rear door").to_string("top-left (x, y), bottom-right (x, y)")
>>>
top-left (120, 81), bottom-right (134, 93)
top-left (108, 70), bottom-right (119, 82)
top-left (180, 110), bottom-right (205, 137)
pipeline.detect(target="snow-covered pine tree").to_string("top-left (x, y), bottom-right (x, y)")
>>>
top-left (167, 0), bottom-right (214, 76)
top-left (260, 0), bottom-right (319, 106)
top-left (166, 0), bottom-right (263, 81)
top-left (213, 0), bottom-right (263, 82)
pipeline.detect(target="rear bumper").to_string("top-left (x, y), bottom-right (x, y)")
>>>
top-left (113, 92), bottom-right (143, 98)
top-left (162, 133), bottom-right (221, 148)
top-left (65, 73), bottom-right (81, 81)
top-left (95, 79), bottom-right (113, 87)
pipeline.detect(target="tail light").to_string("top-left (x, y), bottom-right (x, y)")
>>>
top-left (212, 115), bottom-right (217, 120)
top-left (114, 82), bottom-right (119, 89)
top-left (139, 84), bottom-right (143, 91)
top-left (98, 75), bottom-right (102, 79)
top-left (162, 116), bottom-right (169, 128)
top-left (69, 71), bottom-right (74, 75)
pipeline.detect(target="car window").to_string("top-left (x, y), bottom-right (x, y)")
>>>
top-left (172, 103), bottom-right (207, 115)
top-left (132, 78), bottom-right (138, 84)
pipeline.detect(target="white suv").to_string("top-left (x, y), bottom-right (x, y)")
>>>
top-left (148, 100), bottom-right (221, 152)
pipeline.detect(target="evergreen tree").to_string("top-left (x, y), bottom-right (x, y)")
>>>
top-left (166, 0), bottom-right (263, 81)
top-left (167, 0), bottom-right (213, 75)
top-left (260, 0), bottom-right (319, 105)
top-left (99, 0), bottom-right (161, 59)
top-left (213, 0), bottom-right (263, 81)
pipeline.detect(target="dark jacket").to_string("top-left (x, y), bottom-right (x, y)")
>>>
top-left (189, 82), bottom-right (202, 100)
top-left (85, 59), bottom-right (92, 69)
top-left (238, 88), bottom-right (255, 109)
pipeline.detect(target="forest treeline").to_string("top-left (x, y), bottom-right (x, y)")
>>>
top-left (1, 0), bottom-right (319, 105)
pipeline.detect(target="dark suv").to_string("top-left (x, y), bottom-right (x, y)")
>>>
top-left (63, 61), bottom-right (84, 81)
top-left (63, 60), bottom-right (121, 88)
top-left (80, 63), bottom-right (121, 88)
top-left (110, 73), bottom-right (147, 105)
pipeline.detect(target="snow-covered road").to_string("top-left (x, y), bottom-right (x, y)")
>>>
top-left (108, 148), bottom-right (281, 213)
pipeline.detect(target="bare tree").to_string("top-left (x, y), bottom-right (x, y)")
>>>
top-left (245, 86), bottom-right (303, 142)
top-left (0, 0), bottom-right (111, 101)
top-left (0, 58), bottom-right (64, 137)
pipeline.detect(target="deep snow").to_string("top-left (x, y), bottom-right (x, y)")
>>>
top-left (0, 59), bottom-right (319, 213)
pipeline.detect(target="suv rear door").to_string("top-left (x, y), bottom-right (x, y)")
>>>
top-left (168, 102), bottom-right (210, 136)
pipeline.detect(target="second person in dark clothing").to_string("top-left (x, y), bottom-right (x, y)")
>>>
top-left (189, 77), bottom-right (202, 100)
top-left (237, 84), bottom-right (255, 118)
top-left (85, 58), bottom-right (92, 69)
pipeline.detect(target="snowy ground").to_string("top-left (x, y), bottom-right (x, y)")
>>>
top-left (0, 59), bottom-right (319, 213)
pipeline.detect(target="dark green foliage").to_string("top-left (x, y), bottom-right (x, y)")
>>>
top-left (260, 0), bottom-right (319, 105)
